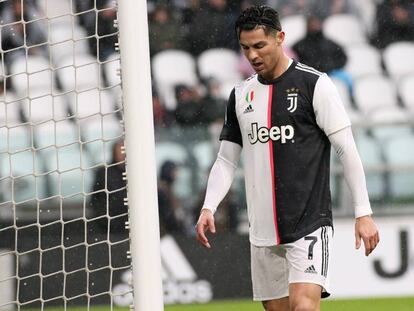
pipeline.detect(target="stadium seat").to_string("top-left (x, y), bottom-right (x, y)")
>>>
top-left (155, 141), bottom-right (191, 199)
top-left (371, 124), bottom-right (413, 143)
top-left (323, 14), bottom-right (366, 46)
top-left (49, 23), bottom-right (89, 66)
top-left (20, 93), bottom-right (69, 124)
top-left (0, 150), bottom-right (47, 202)
top-left (10, 56), bottom-right (52, 98)
top-left (280, 14), bottom-right (306, 47)
top-left (67, 89), bottom-right (115, 119)
top-left (345, 44), bottom-right (382, 79)
top-left (0, 126), bottom-right (31, 154)
top-left (103, 53), bottom-right (121, 88)
top-left (354, 131), bottom-right (386, 201)
top-left (46, 143), bottom-right (95, 198)
top-left (151, 49), bottom-right (198, 110)
top-left (0, 91), bottom-right (22, 126)
top-left (384, 136), bottom-right (414, 200)
top-left (399, 74), bottom-right (414, 112)
top-left (353, 75), bottom-right (401, 118)
top-left (57, 54), bottom-right (101, 92)
top-left (198, 48), bottom-right (243, 84)
top-left (193, 141), bottom-right (215, 172)
top-left (331, 78), bottom-right (362, 124)
top-left (34, 120), bottom-right (78, 150)
top-left (80, 116), bottom-right (124, 166)
top-left (383, 42), bottom-right (414, 82)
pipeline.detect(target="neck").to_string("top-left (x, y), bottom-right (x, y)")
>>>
top-left (263, 53), bottom-right (290, 81)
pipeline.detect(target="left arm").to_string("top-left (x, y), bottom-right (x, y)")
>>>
top-left (329, 127), bottom-right (380, 256)
top-left (313, 74), bottom-right (379, 256)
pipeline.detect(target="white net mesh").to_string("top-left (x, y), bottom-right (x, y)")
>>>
top-left (0, 0), bottom-right (133, 309)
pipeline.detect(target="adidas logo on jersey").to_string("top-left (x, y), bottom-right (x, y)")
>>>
top-left (248, 122), bottom-right (295, 144)
top-left (244, 104), bottom-right (254, 114)
top-left (305, 265), bottom-right (317, 274)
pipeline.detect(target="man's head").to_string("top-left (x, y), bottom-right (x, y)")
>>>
top-left (235, 6), bottom-right (281, 39)
top-left (235, 6), bottom-right (285, 80)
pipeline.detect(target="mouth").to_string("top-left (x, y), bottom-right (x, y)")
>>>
top-left (252, 62), bottom-right (264, 71)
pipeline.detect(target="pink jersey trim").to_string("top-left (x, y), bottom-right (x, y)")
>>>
top-left (267, 84), bottom-right (280, 244)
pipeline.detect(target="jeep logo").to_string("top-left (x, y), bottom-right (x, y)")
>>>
top-left (248, 122), bottom-right (295, 144)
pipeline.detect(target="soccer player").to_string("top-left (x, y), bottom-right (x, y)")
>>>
top-left (195, 5), bottom-right (379, 311)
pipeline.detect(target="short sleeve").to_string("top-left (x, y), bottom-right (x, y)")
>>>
top-left (313, 74), bottom-right (351, 136)
top-left (219, 88), bottom-right (243, 147)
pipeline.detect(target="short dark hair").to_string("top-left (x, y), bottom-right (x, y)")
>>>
top-left (235, 5), bottom-right (282, 39)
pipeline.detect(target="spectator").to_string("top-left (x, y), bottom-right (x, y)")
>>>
top-left (186, 0), bottom-right (239, 55)
top-left (0, 0), bottom-right (48, 65)
top-left (306, 0), bottom-right (357, 20)
top-left (89, 140), bottom-right (127, 234)
top-left (74, 0), bottom-right (117, 61)
top-left (149, 4), bottom-right (182, 56)
top-left (292, 15), bottom-right (347, 74)
top-left (158, 161), bottom-right (186, 235)
top-left (372, 0), bottom-right (414, 49)
top-left (173, 84), bottom-right (205, 127)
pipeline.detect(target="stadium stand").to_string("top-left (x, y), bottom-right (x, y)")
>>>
top-left (383, 42), bottom-right (414, 82)
top-left (344, 44), bottom-right (382, 79)
top-left (152, 49), bottom-right (199, 110)
top-left (323, 14), bottom-right (367, 46)
top-left (280, 14), bottom-right (306, 47)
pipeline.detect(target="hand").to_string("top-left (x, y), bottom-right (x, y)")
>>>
top-left (195, 209), bottom-right (216, 249)
top-left (355, 215), bottom-right (380, 256)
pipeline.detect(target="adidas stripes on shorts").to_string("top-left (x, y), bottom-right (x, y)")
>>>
top-left (250, 226), bottom-right (333, 301)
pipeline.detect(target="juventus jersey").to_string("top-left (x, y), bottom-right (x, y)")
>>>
top-left (220, 61), bottom-right (351, 246)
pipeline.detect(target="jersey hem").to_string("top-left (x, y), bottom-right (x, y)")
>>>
top-left (249, 218), bottom-right (333, 246)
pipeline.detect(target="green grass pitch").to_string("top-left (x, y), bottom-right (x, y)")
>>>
top-left (44, 296), bottom-right (414, 310)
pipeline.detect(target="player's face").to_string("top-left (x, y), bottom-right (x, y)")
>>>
top-left (239, 27), bottom-right (284, 80)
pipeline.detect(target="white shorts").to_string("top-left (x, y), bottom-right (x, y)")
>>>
top-left (251, 226), bottom-right (333, 301)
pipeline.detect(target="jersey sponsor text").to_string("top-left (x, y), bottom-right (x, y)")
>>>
top-left (248, 122), bottom-right (295, 144)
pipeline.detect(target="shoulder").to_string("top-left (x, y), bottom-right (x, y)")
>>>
top-left (293, 62), bottom-right (324, 78)
top-left (234, 74), bottom-right (258, 101)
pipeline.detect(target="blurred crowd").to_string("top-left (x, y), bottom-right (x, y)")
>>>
top-left (147, 0), bottom-right (414, 128)
top-left (0, 0), bottom-right (413, 236)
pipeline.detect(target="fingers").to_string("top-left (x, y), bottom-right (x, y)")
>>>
top-left (196, 222), bottom-right (211, 248)
top-left (362, 231), bottom-right (380, 256)
top-left (195, 212), bottom-right (216, 249)
top-left (355, 231), bottom-right (361, 250)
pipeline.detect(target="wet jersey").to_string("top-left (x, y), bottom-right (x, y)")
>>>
top-left (220, 61), bottom-right (351, 246)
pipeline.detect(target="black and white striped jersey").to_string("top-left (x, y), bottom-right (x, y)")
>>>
top-left (220, 60), bottom-right (351, 246)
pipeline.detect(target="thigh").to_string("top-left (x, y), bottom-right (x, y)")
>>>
top-left (285, 226), bottom-right (333, 298)
top-left (250, 244), bottom-right (289, 301)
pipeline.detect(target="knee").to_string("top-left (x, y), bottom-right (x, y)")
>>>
top-left (290, 299), bottom-right (318, 311)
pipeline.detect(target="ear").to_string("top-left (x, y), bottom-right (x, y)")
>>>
top-left (276, 31), bottom-right (285, 45)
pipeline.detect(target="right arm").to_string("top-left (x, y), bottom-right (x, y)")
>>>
top-left (196, 140), bottom-right (242, 248)
top-left (196, 88), bottom-right (243, 248)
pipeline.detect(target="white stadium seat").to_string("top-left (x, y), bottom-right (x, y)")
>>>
top-left (399, 74), bottom-right (414, 112)
top-left (383, 42), bottom-right (414, 82)
top-left (345, 44), bottom-right (382, 79)
top-left (354, 132), bottom-right (386, 201)
top-left (198, 48), bottom-right (242, 84)
top-left (10, 55), bottom-right (52, 97)
top-left (384, 136), bottom-right (414, 199)
top-left (280, 14), bottom-right (306, 47)
top-left (152, 49), bottom-right (198, 110)
top-left (57, 54), bottom-right (101, 92)
top-left (353, 75), bottom-right (400, 117)
top-left (323, 14), bottom-right (366, 46)
top-left (49, 23), bottom-right (89, 65)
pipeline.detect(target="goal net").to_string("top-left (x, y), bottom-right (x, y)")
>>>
top-left (0, 0), bottom-right (135, 309)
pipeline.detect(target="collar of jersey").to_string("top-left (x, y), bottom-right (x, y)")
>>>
top-left (257, 60), bottom-right (297, 85)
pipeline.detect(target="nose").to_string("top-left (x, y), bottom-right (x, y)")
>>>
top-left (246, 49), bottom-right (258, 62)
